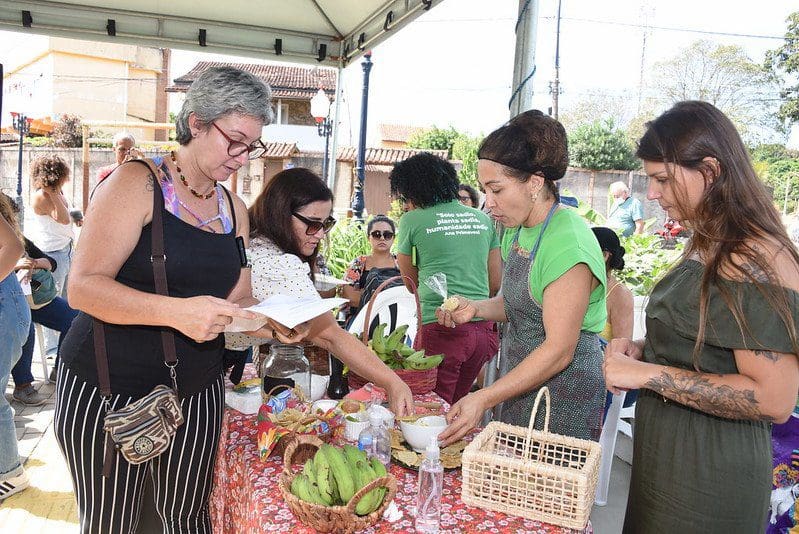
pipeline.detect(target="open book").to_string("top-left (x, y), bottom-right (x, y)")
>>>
top-left (225, 294), bottom-right (348, 332)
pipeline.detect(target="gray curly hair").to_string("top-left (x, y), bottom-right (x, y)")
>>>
top-left (175, 66), bottom-right (274, 145)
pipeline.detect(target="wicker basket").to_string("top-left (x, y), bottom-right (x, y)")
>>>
top-left (461, 387), bottom-right (601, 530)
top-left (346, 275), bottom-right (438, 395)
top-left (278, 435), bottom-right (398, 533)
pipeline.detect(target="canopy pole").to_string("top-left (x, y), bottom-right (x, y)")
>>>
top-left (327, 52), bottom-right (344, 195)
top-left (508, 0), bottom-right (539, 117)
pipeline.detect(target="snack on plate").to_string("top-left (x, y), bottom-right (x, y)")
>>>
top-left (441, 296), bottom-right (460, 312)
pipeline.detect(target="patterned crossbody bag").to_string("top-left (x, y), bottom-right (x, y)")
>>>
top-left (95, 159), bottom-right (184, 477)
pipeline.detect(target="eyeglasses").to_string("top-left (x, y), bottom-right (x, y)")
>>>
top-left (211, 123), bottom-right (267, 160)
top-left (293, 212), bottom-right (337, 235)
top-left (369, 230), bottom-right (395, 240)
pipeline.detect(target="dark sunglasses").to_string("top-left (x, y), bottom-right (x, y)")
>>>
top-left (211, 122), bottom-right (267, 160)
top-left (293, 212), bottom-right (336, 235)
top-left (369, 230), bottom-right (395, 240)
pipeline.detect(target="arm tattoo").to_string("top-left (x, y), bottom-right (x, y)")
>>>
top-left (753, 349), bottom-right (781, 362)
top-left (644, 370), bottom-right (774, 422)
top-left (145, 175), bottom-right (154, 192)
top-left (738, 260), bottom-right (770, 283)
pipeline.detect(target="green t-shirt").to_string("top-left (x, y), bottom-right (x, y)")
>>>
top-left (397, 201), bottom-right (500, 324)
top-left (501, 208), bottom-right (607, 332)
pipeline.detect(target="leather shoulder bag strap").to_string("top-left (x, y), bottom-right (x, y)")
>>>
top-left (94, 158), bottom-right (178, 399)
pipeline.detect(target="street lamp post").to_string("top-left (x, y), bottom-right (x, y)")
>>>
top-left (352, 53), bottom-right (373, 220)
top-left (310, 89), bottom-right (333, 184)
top-left (10, 112), bottom-right (32, 226)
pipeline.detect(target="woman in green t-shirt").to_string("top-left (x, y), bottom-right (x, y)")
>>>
top-left (437, 110), bottom-right (607, 445)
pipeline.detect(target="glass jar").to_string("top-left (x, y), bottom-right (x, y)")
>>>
top-left (260, 344), bottom-right (311, 401)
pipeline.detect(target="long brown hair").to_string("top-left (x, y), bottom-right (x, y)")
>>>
top-left (0, 193), bottom-right (24, 247)
top-left (637, 101), bottom-right (799, 368)
top-left (248, 168), bottom-right (333, 274)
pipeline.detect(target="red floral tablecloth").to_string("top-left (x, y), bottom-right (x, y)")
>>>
top-left (211, 375), bottom-right (591, 533)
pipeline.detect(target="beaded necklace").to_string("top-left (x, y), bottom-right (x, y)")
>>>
top-left (170, 151), bottom-right (215, 200)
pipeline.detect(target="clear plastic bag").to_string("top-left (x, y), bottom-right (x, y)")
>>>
top-left (424, 272), bottom-right (459, 312)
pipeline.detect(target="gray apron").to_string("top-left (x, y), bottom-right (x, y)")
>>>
top-left (499, 204), bottom-right (605, 441)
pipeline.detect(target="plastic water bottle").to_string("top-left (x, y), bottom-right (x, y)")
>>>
top-left (357, 410), bottom-right (391, 469)
top-left (415, 436), bottom-right (443, 533)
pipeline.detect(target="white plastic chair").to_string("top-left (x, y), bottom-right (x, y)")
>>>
top-left (34, 323), bottom-right (51, 384)
top-left (347, 284), bottom-right (419, 346)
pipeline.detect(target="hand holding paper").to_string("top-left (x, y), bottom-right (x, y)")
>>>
top-left (225, 294), bottom-right (348, 333)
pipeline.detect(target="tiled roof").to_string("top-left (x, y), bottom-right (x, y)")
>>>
top-left (264, 142), bottom-right (299, 159)
top-left (378, 124), bottom-right (425, 143)
top-left (0, 131), bottom-right (20, 143)
top-left (168, 61), bottom-right (337, 100)
top-left (335, 147), bottom-right (449, 165)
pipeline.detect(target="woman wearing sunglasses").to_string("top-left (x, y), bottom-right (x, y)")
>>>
top-left (340, 215), bottom-right (399, 317)
top-left (225, 168), bottom-right (414, 417)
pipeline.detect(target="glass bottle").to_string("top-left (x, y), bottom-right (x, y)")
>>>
top-left (415, 437), bottom-right (443, 533)
top-left (357, 409), bottom-right (391, 469)
top-left (260, 344), bottom-right (311, 400)
top-left (326, 354), bottom-right (349, 399)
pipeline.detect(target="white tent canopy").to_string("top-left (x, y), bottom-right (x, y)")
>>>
top-left (0, 0), bottom-right (443, 67)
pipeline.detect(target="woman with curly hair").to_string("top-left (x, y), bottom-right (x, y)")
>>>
top-left (604, 101), bottom-right (799, 532)
top-left (390, 152), bottom-right (501, 405)
top-left (27, 155), bottom-right (74, 298)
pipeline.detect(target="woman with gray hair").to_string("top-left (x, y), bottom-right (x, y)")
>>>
top-left (54, 66), bottom-right (296, 533)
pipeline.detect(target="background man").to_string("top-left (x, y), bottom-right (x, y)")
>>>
top-left (607, 181), bottom-right (644, 236)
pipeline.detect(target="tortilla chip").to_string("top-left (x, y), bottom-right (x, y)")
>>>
top-left (393, 449), bottom-right (421, 467)
top-left (440, 453), bottom-right (461, 469)
top-left (442, 440), bottom-right (467, 455)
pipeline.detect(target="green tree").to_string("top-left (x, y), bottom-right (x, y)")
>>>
top-left (763, 158), bottom-right (799, 214)
top-left (451, 134), bottom-right (483, 188)
top-left (407, 125), bottom-right (483, 187)
top-left (651, 40), bottom-right (780, 143)
top-left (51, 114), bottom-right (83, 147)
top-left (569, 119), bottom-right (639, 171)
top-left (766, 12), bottom-right (799, 124)
top-left (407, 126), bottom-right (460, 157)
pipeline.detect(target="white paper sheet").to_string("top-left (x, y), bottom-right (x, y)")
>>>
top-left (225, 294), bottom-right (348, 332)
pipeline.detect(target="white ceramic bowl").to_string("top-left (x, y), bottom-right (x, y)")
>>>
top-left (400, 415), bottom-right (448, 452)
top-left (344, 411), bottom-right (371, 442)
top-left (311, 399), bottom-right (338, 415)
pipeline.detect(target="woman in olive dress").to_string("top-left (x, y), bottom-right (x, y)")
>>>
top-left (604, 101), bottom-right (799, 533)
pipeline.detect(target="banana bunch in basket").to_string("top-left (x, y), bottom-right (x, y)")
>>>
top-left (290, 444), bottom-right (389, 516)
top-left (366, 323), bottom-right (443, 371)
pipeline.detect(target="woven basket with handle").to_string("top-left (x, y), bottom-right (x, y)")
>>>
top-left (278, 435), bottom-right (398, 533)
top-left (461, 387), bottom-right (601, 529)
top-left (346, 275), bottom-right (437, 395)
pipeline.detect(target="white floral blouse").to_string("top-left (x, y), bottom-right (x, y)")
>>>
top-left (224, 236), bottom-right (319, 349)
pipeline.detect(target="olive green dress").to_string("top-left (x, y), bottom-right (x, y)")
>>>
top-left (624, 259), bottom-right (799, 534)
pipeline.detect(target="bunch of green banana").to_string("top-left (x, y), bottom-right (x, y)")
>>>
top-left (367, 323), bottom-right (444, 371)
top-left (289, 444), bottom-right (389, 516)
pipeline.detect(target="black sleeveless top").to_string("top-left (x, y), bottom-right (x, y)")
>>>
top-left (60, 179), bottom-right (242, 398)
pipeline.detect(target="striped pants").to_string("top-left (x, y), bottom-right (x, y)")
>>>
top-left (54, 365), bottom-right (224, 533)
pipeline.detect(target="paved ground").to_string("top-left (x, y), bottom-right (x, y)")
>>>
top-left (1, 353), bottom-right (632, 533)
top-left (1, 356), bottom-right (78, 533)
